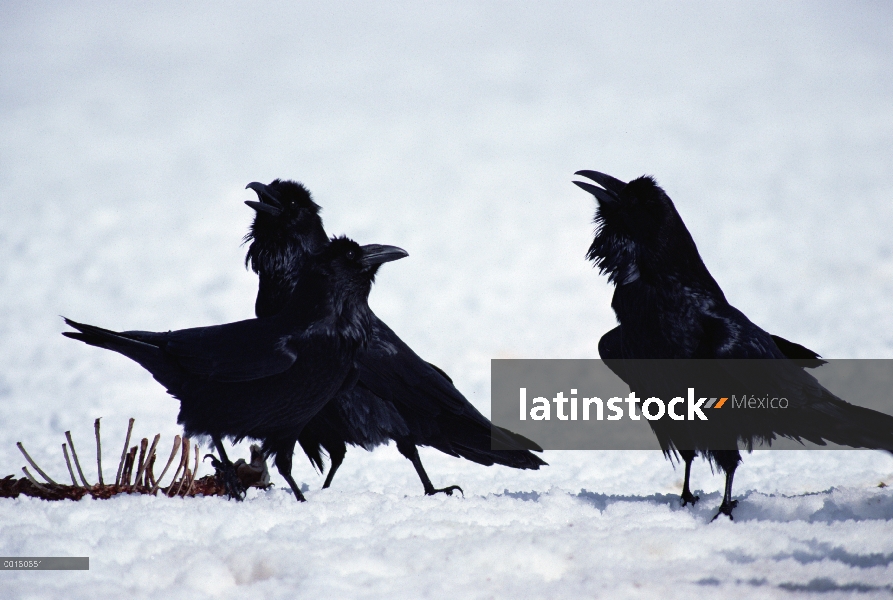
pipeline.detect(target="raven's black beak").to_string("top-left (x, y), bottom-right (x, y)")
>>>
top-left (574, 170), bottom-right (627, 193)
top-left (573, 170), bottom-right (626, 206)
top-left (245, 182), bottom-right (284, 217)
top-left (360, 244), bottom-right (409, 266)
top-left (245, 200), bottom-right (282, 216)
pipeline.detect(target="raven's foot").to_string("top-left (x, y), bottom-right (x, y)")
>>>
top-left (710, 499), bottom-right (738, 522)
top-left (680, 490), bottom-right (700, 507)
top-left (282, 478), bottom-right (307, 502)
top-left (205, 453), bottom-right (245, 501)
top-left (426, 485), bottom-right (464, 497)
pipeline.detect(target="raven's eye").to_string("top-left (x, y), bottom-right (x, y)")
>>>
top-left (345, 250), bottom-right (356, 260)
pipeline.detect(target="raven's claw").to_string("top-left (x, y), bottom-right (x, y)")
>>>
top-left (427, 485), bottom-right (464, 497)
top-left (206, 453), bottom-right (245, 501)
top-left (710, 499), bottom-right (738, 522)
top-left (680, 490), bottom-right (700, 507)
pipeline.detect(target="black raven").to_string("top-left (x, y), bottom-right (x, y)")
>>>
top-left (243, 179), bottom-right (546, 495)
top-left (63, 236), bottom-right (407, 501)
top-left (574, 170), bottom-right (893, 519)
top-left (598, 325), bottom-right (825, 509)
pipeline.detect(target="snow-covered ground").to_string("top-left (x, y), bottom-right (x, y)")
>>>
top-left (2, 1), bottom-right (893, 597)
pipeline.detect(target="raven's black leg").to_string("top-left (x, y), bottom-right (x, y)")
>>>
top-left (396, 439), bottom-right (463, 497)
top-left (679, 449), bottom-right (699, 507)
top-left (207, 435), bottom-right (244, 501)
top-left (273, 444), bottom-right (306, 502)
top-left (321, 442), bottom-right (346, 489)
top-left (711, 469), bottom-right (738, 521)
top-left (711, 450), bottom-right (742, 521)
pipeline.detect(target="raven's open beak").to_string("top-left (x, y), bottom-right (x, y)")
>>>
top-left (245, 182), bottom-right (283, 217)
top-left (573, 170), bottom-right (626, 205)
top-left (360, 244), bottom-right (409, 266)
top-left (575, 170), bottom-right (626, 193)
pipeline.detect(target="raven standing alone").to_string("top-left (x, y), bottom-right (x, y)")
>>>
top-left (574, 170), bottom-right (893, 519)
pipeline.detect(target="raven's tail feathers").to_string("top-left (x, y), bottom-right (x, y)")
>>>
top-left (61, 317), bottom-right (175, 384)
top-left (298, 438), bottom-right (327, 474)
top-left (789, 391), bottom-right (893, 453)
top-left (440, 425), bottom-right (547, 470)
top-left (62, 318), bottom-right (154, 351)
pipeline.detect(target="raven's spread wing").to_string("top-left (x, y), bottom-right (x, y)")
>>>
top-left (122, 318), bottom-right (301, 383)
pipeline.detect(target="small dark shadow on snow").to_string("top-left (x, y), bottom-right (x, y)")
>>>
top-left (723, 540), bottom-right (893, 569)
top-left (695, 576), bottom-right (891, 594)
top-left (695, 576), bottom-right (890, 593)
top-left (726, 540), bottom-right (893, 571)
top-left (282, 483), bottom-right (310, 496)
top-left (501, 490), bottom-right (541, 502)
top-left (725, 553), bottom-right (758, 564)
top-left (789, 541), bottom-right (893, 569)
top-left (575, 489), bottom-right (705, 513)
top-left (777, 578), bottom-right (891, 594)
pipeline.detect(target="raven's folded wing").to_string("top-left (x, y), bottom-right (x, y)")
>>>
top-left (359, 319), bottom-right (469, 416)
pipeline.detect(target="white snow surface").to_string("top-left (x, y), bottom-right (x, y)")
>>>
top-left (2, 1), bottom-right (893, 597)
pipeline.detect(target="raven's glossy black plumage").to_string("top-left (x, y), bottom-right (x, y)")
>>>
top-left (244, 179), bottom-right (546, 495)
top-left (63, 236), bottom-right (407, 501)
top-left (575, 170), bottom-right (893, 519)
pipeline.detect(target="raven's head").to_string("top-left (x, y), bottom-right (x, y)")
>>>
top-left (243, 179), bottom-right (329, 275)
top-left (322, 236), bottom-right (408, 286)
top-left (573, 170), bottom-right (707, 287)
top-left (307, 236), bottom-right (408, 344)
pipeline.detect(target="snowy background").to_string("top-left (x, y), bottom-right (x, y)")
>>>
top-left (2, 1), bottom-right (893, 597)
